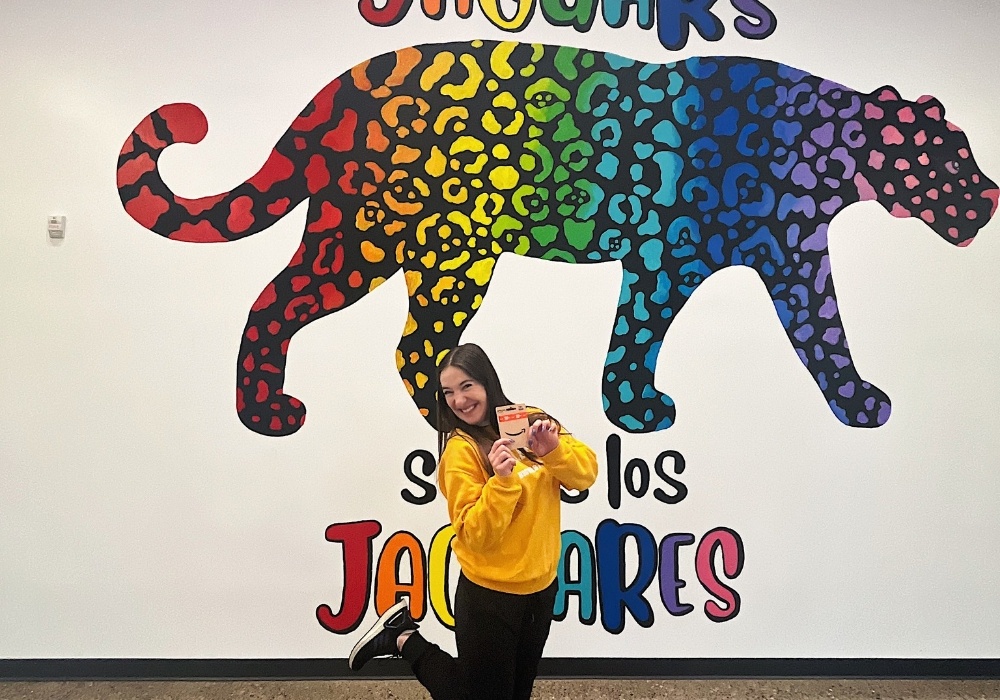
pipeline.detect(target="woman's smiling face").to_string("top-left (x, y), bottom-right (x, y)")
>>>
top-left (439, 366), bottom-right (489, 427)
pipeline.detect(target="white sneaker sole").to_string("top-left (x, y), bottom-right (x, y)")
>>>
top-left (348, 600), bottom-right (408, 670)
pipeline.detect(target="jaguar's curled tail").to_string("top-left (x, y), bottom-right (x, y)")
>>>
top-left (116, 80), bottom-right (388, 436)
top-left (116, 81), bottom-right (346, 242)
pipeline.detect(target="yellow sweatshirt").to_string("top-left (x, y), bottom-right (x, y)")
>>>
top-left (438, 420), bottom-right (599, 595)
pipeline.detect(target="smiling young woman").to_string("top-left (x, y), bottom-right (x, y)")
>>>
top-left (348, 343), bottom-right (599, 700)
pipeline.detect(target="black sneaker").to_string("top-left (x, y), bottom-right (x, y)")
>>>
top-left (348, 600), bottom-right (418, 671)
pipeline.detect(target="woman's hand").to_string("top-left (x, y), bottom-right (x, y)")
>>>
top-left (528, 419), bottom-right (560, 457)
top-left (488, 438), bottom-right (517, 477)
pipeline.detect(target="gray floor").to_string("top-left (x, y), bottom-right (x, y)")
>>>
top-left (2, 680), bottom-right (1000, 700)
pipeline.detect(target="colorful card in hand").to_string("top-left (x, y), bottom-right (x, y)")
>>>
top-left (496, 403), bottom-right (530, 449)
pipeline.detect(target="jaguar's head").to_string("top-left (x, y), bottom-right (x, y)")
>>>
top-left (857, 86), bottom-right (998, 246)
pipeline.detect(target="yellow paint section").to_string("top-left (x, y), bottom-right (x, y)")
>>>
top-left (479, 0), bottom-right (534, 31)
top-left (424, 339), bottom-right (435, 357)
top-left (403, 378), bottom-right (415, 397)
top-left (434, 321), bottom-right (445, 333)
top-left (453, 311), bottom-right (468, 327)
top-left (440, 252), bottom-right (471, 272)
top-left (490, 43), bottom-right (518, 79)
top-left (421, 52), bottom-right (456, 92)
top-left (421, 251), bottom-right (437, 268)
top-left (494, 91), bottom-right (518, 110)
top-left (472, 193), bottom-right (503, 224)
top-left (443, 178), bottom-right (468, 204)
top-left (430, 276), bottom-right (457, 301)
top-left (482, 112), bottom-right (503, 135)
top-left (416, 372), bottom-right (429, 390)
top-left (425, 146), bottom-right (448, 177)
top-left (428, 525), bottom-right (457, 627)
top-left (448, 211), bottom-right (473, 236)
top-left (441, 53), bottom-right (484, 100)
top-left (450, 135), bottom-right (485, 155)
top-left (395, 240), bottom-right (407, 264)
top-left (466, 257), bottom-right (495, 286)
top-left (395, 349), bottom-right (405, 371)
top-left (433, 106), bottom-right (469, 136)
top-left (403, 312), bottom-right (418, 337)
top-left (492, 143), bottom-right (511, 159)
top-left (416, 213), bottom-right (440, 246)
top-left (369, 277), bottom-right (387, 292)
top-left (361, 241), bottom-right (386, 263)
top-left (405, 270), bottom-right (423, 296)
top-left (489, 165), bottom-right (520, 190)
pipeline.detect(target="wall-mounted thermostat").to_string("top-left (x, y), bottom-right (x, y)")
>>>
top-left (47, 215), bottom-right (66, 240)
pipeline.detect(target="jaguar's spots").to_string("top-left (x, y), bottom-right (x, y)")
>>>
top-left (117, 41), bottom-right (999, 435)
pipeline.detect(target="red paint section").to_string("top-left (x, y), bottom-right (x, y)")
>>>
top-left (117, 153), bottom-right (155, 187)
top-left (248, 150), bottom-right (295, 193)
top-left (306, 201), bottom-right (343, 233)
top-left (267, 198), bottom-right (291, 216)
top-left (291, 275), bottom-right (312, 292)
top-left (171, 220), bottom-right (227, 242)
top-left (159, 103), bottom-right (208, 144)
top-left (293, 79), bottom-right (340, 132)
top-left (256, 380), bottom-right (270, 402)
top-left (320, 109), bottom-right (358, 152)
top-left (319, 282), bottom-right (346, 310)
top-left (285, 295), bottom-right (317, 321)
top-left (288, 243), bottom-right (305, 269)
top-left (179, 193), bottom-right (227, 216)
top-left (316, 520), bottom-right (383, 634)
top-left (227, 195), bottom-right (256, 234)
top-left (349, 270), bottom-right (364, 288)
top-left (125, 185), bottom-right (170, 228)
top-left (305, 154), bottom-right (331, 194)
top-left (331, 244), bottom-right (344, 274)
top-left (339, 162), bottom-right (360, 194)
top-left (253, 283), bottom-right (278, 312)
top-left (134, 115), bottom-right (168, 149)
top-left (313, 238), bottom-right (334, 274)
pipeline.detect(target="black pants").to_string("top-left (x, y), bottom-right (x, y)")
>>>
top-left (401, 573), bottom-right (558, 700)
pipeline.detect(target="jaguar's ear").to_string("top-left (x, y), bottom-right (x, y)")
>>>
top-left (917, 94), bottom-right (946, 121)
top-left (873, 85), bottom-right (902, 102)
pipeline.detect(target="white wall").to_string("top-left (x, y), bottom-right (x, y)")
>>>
top-left (1, 0), bottom-right (999, 659)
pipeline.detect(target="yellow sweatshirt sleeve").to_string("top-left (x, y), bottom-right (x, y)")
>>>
top-left (439, 435), bottom-right (523, 552)
top-left (540, 429), bottom-right (599, 492)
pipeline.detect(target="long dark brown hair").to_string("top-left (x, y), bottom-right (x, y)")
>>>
top-left (435, 343), bottom-right (556, 475)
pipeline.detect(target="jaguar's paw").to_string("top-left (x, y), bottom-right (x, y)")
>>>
top-left (237, 389), bottom-right (307, 436)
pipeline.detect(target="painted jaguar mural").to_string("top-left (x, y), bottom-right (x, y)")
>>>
top-left (117, 40), bottom-right (999, 436)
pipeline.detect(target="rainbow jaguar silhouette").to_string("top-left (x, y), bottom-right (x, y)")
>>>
top-left (117, 40), bottom-right (999, 435)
